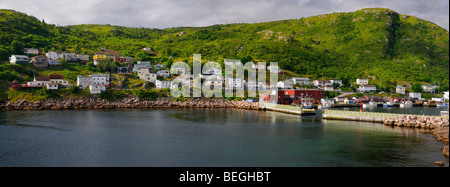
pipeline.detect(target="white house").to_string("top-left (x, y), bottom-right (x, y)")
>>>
top-left (227, 78), bottom-right (243, 88)
top-left (356, 79), bottom-right (369, 85)
top-left (291, 77), bottom-right (310, 85)
top-left (444, 92), bottom-right (449, 100)
top-left (267, 65), bottom-right (281, 73)
top-left (358, 84), bottom-right (377, 93)
top-left (133, 61), bottom-right (152, 72)
top-left (157, 70), bottom-right (170, 78)
top-left (396, 85), bottom-right (406, 94)
top-left (330, 79), bottom-right (343, 87)
top-left (24, 48), bottom-right (38, 55)
top-left (313, 80), bottom-right (333, 87)
top-left (137, 68), bottom-right (156, 82)
top-left (409, 92), bottom-right (422, 99)
top-left (252, 64), bottom-right (266, 70)
top-left (77, 74), bottom-right (110, 94)
top-left (49, 75), bottom-right (70, 86)
top-left (46, 51), bottom-right (64, 60)
top-left (203, 68), bottom-right (222, 75)
top-left (277, 81), bottom-right (293, 89)
top-left (422, 85), bottom-right (439, 93)
top-left (27, 77), bottom-right (51, 87)
top-left (46, 83), bottom-right (59, 90)
top-left (156, 80), bottom-right (172, 89)
top-left (204, 80), bottom-right (223, 87)
top-left (89, 85), bottom-right (107, 94)
top-left (9, 55), bottom-right (29, 65)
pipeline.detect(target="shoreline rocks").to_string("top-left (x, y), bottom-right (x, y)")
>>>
top-left (384, 115), bottom-right (449, 159)
top-left (0, 97), bottom-right (263, 111)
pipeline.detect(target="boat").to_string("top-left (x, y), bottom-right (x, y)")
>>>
top-left (436, 102), bottom-right (447, 108)
top-left (363, 102), bottom-right (378, 108)
top-left (302, 102), bottom-right (313, 109)
top-left (400, 101), bottom-right (413, 108)
top-left (441, 111), bottom-right (449, 117)
top-left (383, 102), bottom-right (394, 108)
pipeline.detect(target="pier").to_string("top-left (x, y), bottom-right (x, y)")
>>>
top-left (262, 103), bottom-right (317, 116)
top-left (322, 109), bottom-right (441, 123)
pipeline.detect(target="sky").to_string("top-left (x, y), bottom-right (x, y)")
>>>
top-left (1, 0), bottom-right (449, 30)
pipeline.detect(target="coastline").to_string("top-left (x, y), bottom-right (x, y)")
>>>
top-left (1, 97), bottom-right (448, 165)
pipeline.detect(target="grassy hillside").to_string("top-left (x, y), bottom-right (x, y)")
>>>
top-left (0, 8), bottom-right (449, 93)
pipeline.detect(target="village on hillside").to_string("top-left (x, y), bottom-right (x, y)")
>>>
top-left (6, 47), bottom-right (450, 109)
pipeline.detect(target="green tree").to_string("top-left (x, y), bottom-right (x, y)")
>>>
top-left (412, 83), bottom-right (423, 92)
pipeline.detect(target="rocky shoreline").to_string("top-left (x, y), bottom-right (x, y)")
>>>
top-left (384, 115), bottom-right (449, 163)
top-left (0, 97), bottom-right (262, 111)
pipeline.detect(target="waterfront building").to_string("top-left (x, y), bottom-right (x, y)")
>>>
top-left (409, 92), bottom-right (422, 99)
top-left (263, 89), bottom-right (324, 104)
top-left (444, 92), bottom-right (449, 100)
top-left (396, 85), bottom-right (406, 94)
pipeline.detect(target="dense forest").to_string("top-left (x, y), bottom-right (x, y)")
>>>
top-left (0, 8), bottom-right (449, 92)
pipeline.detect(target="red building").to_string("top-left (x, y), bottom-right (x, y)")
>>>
top-left (260, 89), bottom-right (324, 104)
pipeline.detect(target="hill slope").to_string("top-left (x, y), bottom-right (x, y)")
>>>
top-left (0, 8), bottom-right (449, 89)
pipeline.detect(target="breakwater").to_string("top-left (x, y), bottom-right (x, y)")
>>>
top-left (0, 97), bottom-right (262, 111)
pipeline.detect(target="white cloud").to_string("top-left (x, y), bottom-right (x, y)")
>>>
top-left (0, 0), bottom-right (448, 30)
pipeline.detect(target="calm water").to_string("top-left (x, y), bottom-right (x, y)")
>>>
top-left (0, 108), bottom-right (447, 167)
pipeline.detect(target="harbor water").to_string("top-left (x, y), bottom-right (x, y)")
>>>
top-left (0, 108), bottom-right (447, 167)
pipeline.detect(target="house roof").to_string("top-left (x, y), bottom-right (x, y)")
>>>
top-left (49, 74), bottom-right (64, 79)
top-left (35, 76), bottom-right (50, 81)
top-left (361, 84), bottom-right (376, 87)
